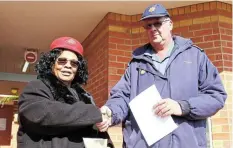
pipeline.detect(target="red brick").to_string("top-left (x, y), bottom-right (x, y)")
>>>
top-left (219, 22), bottom-right (232, 29)
top-left (125, 51), bottom-right (132, 57)
top-left (213, 28), bottom-right (220, 34)
top-left (173, 32), bottom-right (181, 36)
top-left (225, 29), bottom-right (232, 36)
top-left (124, 63), bottom-right (129, 69)
top-left (189, 24), bottom-right (202, 31)
top-left (109, 31), bottom-right (131, 39)
top-left (132, 39), bottom-right (140, 45)
top-left (140, 38), bottom-right (149, 44)
top-left (218, 67), bottom-right (224, 72)
top-left (204, 34), bottom-right (220, 41)
top-left (191, 37), bottom-right (204, 43)
top-left (108, 80), bottom-right (118, 87)
top-left (109, 37), bottom-right (125, 44)
top-left (224, 61), bottom-right (232, 67)
top-left (109, 68), bottom-right (117, 74)
top-left (221, 41), bottom-right (227, 47)
top-left (226, 41), bottom-right (232, 47)
top-left (109, 62), bottom-right (125, 68)
top-left (109, 49), bottom-right (125, 56)
top-left (132, 45), bottom-right (140, 50)
top-left (223, 54), bottom-right (232, 61)
top-left (173, 26), bottom-right (189, 33)
top-left (181, 31), bottom-right (194, 38)
top-left (125, 39), bottom-right (131, 44)
top-left (212, 61), bottom-right (224, 67)
top-left (214, 41), bottom-right (221, 47)
top-left (191, 5), bottom-right (197, 12)
top-left (107, 12), bottom-right (116, 20)
top-left (217, 1), bottom-right (222, 9)
top-left (220, 28), bottom-right (225, 34)
top-left (184, 6), bottom-right (191, 13)
top-left (117, 44), bottom-right (131, 50)
top-left (173, 14), bottom-right (189, 21)
top-left (208, 54), bottom-right (216, 61)
top-left (132, 33), bottom-right (141, 38)
top-left (109, 43), bottom-right (117, 49)
top-left (117, 56), bottom-right (131, 63)
top-left (202, 23), bottom-right (212, 29)
top-left (215, 54), bottom-right (223, 61)
top-left (109, 55), bottom-right (117, 61)
top-left (117, 69), bottom-right (125, 75)
top-left (172, 8), bottom-right (179, 15)
top-left (205, 48), bottom-right (222, 55)
top-left (194, 29), bottom-right (213, 36)
top-left (197, 3), bottom-right (204, 11)
top-left (222, 47), bottom-right (232, 54)
top-left (196, 42), bottom-right (214, 49)
top-left (109, 75), bottom-right (121, 81)
top-left (210, 1), bottom-right (217, 10)
top-left (221, 35), bottom-right (232, 41)
top-left (224, 67), bottom-right (232, 71)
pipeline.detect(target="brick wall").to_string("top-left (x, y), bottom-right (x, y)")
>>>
top-left (82, 17), bottom-right (109, 107)
top-left (83, 1), bottom-right (232, 148)
top-left (213, 72), bottom-right (232, 148)
top-left (107, 13), bottom-right (133, 92)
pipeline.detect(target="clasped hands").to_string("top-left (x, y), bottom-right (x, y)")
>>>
top-left (96, 106), bottom-right (112, 132)
top-left (96, 98), bottom-right (182, 132)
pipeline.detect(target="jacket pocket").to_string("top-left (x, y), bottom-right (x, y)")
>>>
top-left (193, 120), bottom-right (206, 147)
top-left (171, 122), bottom-right (199, 148)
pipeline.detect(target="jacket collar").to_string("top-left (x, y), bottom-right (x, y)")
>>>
top-left (132, 35), bottom-right (193, 61)
top-left (38, 74), bottom-right (94, 104)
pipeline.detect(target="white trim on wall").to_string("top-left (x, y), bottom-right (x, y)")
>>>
top-left (0, 72), bottom-right (37, 82)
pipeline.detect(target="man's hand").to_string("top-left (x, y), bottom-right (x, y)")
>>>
top-left (153, 98), bottom-right (182, 117)
top-left (96, 106), bottom-right (112, 132)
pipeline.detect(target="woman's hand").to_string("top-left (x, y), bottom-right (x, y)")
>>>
top-left (96, 106), bottom-right (112, 132)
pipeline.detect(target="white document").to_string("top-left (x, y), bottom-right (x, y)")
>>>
top-left (129, 85), bottom-right (178, 146)
top-left (83, 138), bottom-right (108, 148)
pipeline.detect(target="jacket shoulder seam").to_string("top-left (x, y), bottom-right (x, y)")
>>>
top-left (192, 45), bottom-right (204, 52)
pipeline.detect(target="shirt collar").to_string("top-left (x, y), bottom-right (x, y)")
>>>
top-left (144, 40), bottom-right (175, 62)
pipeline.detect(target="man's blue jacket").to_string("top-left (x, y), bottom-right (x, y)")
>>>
top-left (106, 36), bottom-right (227, 148)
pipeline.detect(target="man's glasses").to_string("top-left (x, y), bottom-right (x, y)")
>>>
top-left (143, 20), bottom-right (170, 30)
top-left (56, 58), bottom-right (79, 68)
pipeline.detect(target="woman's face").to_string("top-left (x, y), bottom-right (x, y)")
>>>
top-left (52, 50), bottom-right (79, 86)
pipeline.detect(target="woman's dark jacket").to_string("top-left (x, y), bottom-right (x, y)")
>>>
top-left (17, 75), bottom-right (113, 148)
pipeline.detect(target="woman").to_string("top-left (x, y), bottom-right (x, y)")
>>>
top-left (17, 37), bottom-right (113, 148)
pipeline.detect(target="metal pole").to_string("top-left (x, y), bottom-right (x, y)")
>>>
top-left (207, 117), bottom-right (213, 148)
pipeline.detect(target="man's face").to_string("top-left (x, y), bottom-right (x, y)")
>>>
top-left (143, 17), bottom-right (173, 45)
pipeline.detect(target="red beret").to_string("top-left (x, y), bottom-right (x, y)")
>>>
top-left (50, 37), bottom-right (83, 56)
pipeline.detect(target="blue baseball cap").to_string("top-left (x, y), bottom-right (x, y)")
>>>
top-left (140, 4), bottom-right (170, 21)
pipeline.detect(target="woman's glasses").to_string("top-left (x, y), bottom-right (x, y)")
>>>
top-left (57, 58), bottom-right (79, 68)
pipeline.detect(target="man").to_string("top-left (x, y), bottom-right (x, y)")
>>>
top-left (96, 4), bottom-right (227, 148)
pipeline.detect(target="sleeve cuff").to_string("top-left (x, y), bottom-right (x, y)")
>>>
top-left (177, 100), bottom-right (191, 116)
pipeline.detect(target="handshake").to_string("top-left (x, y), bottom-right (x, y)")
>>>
top-left (96, 106), bottom-right (112, 132)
